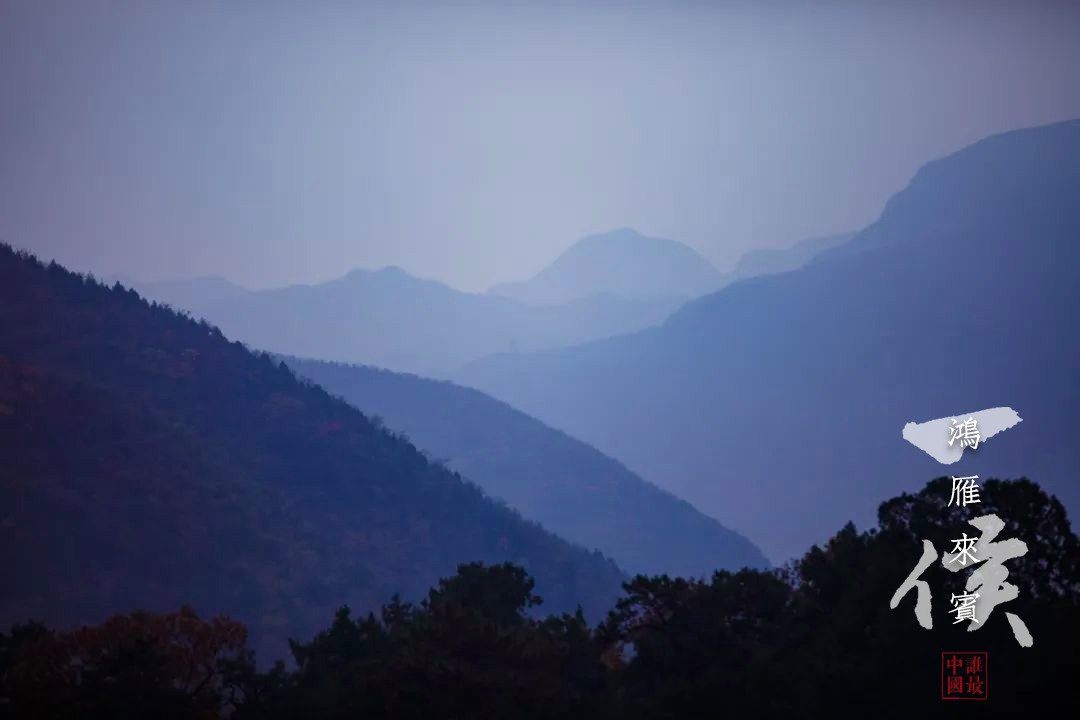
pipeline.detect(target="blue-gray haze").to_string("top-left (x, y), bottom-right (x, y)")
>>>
top-left (2, 0), bottom-right (1079, 291)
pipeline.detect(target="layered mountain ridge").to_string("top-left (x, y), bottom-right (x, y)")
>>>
top-left (458, 119), bottom-right (1080, 561)
top-left (0, 245), bottom-right (626, 660)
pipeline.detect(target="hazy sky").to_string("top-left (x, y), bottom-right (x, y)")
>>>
top-left (2, 0), bottom-right (1079, 292)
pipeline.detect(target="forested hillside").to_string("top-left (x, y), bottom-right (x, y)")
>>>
top-left (0, 245), bottom-right (624, 660)
top-left (287, 357), bottom-right (769, 575)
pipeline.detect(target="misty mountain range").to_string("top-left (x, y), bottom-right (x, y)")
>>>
top-left (187, 265), bottom-right (682, 377)
top-left (3, 117), bottom-right (1078, 668)
top-left (107, 118), bottom-right (1080, 565)
top-left (457, 118), bottom-right (1080, 562)
top-left (126, 228), bottom-right (849, 376)
top-left (112, 225), bottom-right (858, 570)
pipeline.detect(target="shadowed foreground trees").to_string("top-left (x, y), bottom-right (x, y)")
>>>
top-left (234, 563), bottom-right (612, 720)
top-left (0, 607), bottom-right (250, 719)
top-left (600, 477), bottom-right (1079, 717)
top-left (3, 478), bottom-right (1077, 719)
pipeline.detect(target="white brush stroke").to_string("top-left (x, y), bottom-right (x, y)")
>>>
top-left (902, 407), bottom-right (1022, 465)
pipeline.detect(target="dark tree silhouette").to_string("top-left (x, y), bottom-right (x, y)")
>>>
top-left (5, 479), bottom-right (1074, 719)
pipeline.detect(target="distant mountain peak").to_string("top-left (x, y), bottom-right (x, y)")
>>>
top-left (576, 227), bottom-right (651, 243)
top-left (558, 227), bottom-right (708, 258)
top-left (376, 265), bottom-right (409, 276)
top-left (489, 228), bottom-right (722, 306)
top-left (338, 265), bottom-right (433, 289)
top-left (342, 265), bottom-right (443, 284)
